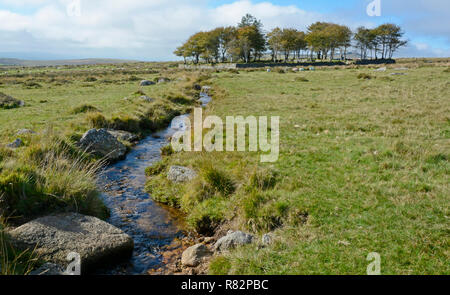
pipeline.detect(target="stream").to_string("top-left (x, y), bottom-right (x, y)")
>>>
top-left (96, 92), bottom-right (210, 275)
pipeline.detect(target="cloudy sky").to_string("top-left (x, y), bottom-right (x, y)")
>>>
top-left (0, 0), bottom-right (449, 60)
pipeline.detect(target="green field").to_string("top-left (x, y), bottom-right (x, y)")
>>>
top-left (147, 62), bottom-right (450, 274)
top-left (1, 60), bottom-right (449, 274)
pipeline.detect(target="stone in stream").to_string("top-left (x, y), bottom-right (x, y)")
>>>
top-left (214, 231), bottom-right (254, 252)
top-left (167, 166), bottom-right (197, 183)
top-left (78, 128), bottom-right (127, 161)
top-left (7, 138), bottom-right (23, 148)
top-left (9, 213), bottom-right (134, 273)
top-left (181, 244), bottom-right (212, 267)
top-left (107, 129), bottom-right (139, 143)
top-left (139, 80), bottom-right (155, 86)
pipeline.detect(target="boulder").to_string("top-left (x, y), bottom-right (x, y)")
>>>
top-left (374, 67), bottom-right (387, 72)
top-left (17, 129), bottom-right (36, 136)
top-left (9, 213), bottom-right (134, 273)
top-left (30, 263), bottom-right (65, 276)
top-left (157, 77), bottom-right (170, 83)
top-left (193, 84), bottom-right (202, 91)
top-left (262, 234), bottom-right (273, 245)
top-left (181, 244), bottom-right (212, 267)
top-left (7, 138), bottom-right (23, 148)
top-left (139, 80), bottom-right (155, 86)
top-left (167, 166), bottom-right (197, 183)
top-left (78, 129), bottom-right (127, 161)
top-left (107, 130), bottom-right (139, 143)
top-left (140, 95), bottom-right (154, 103)
top-left (214, 231), bottom-right (254, 252)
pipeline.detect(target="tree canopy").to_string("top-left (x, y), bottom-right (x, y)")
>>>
top-left (175, 15), bottom-right (407, 63)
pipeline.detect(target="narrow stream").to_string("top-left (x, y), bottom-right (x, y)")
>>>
top-left (97, 92), bottom-right (210, 275)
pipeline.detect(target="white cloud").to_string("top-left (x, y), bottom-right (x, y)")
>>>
top-left (0, 0), bottom-right (448, 60)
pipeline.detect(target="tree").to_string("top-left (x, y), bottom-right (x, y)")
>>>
top-left (236, 14), bottom-right (266, 61)
top-left (213, 26), bottom-right (236, 62)
top-left (280, 28), bottom-right (298, 61)
top-left (293, 31), bottom-right (307, 60)
top-left (354, 26), bottom-right (374, 60)
top-left (267, 27), bottom-right (283, 62)
top-left (374, 24), bottom-right (407, 59)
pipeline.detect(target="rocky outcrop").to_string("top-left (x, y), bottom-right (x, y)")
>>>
top-left (9, 213), bottom-right (134, 273)
top-left (167, 166), bottom-right (197, 183)
top-left (78, 128), bottom-right (127, 161)
top-left (181, 244), bottom-right (212, 267)
top-left (139, 80), bottom-right (155, 86)
top-left (214, 231), bottom-right (254, 252)
top-left (107, 129), bottom-right (139, 143)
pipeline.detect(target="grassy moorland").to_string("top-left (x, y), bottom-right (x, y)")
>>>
top-left (146, 60), bottom-right (450, 274)
top-left (0, 62), bottom-right (204, 273)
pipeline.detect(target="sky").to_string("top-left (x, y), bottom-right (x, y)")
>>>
top-left (0, 0), bottom-right (449, 61)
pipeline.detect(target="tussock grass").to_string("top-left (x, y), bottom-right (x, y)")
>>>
top-left (71, 104), bottom-right (100, 114)
top-left (0, 220), bottom-right (39, 275)
top-left (0, 92), bottom-right (22, 109)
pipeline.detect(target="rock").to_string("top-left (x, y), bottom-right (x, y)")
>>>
top-left (157, 77), bottom-right (170, 83)
top-left (78, 129), bottom-right (127, 161)
top-left (309, 67), bottom-right (315, 71)
top-left (193, 84), bottom-right (202, 91)
top-left (107, 129), bottom-right (139, 143)
top-left (139, 80), bottom-right (155, 86)
top-left (374, 67), bottom-right (387, 72)
top-left (140, 95), bottom-right (154, 103)
top-left (7, 138), bottom-right (23, 148)
top-left (262, 234), bottom-right (273, 245)
top-left (390, 73), bottom-right (406, 76)
top-left (266, 69), bottom-right (271, 73)
top-left (299, 68), bottom-right (305, 71)
top-left (292, 68), bottom-right (299, 72)
top-left (214, 231), bottom-right (254, 252)
top-left (9, 213), bottom-right (134, 273)
top-left (16, 129), bottom-right (36, 135)
top-left (30, 263), bottom-right (65, 276)
top-left (181, 244), bottom-right (212, 267)
top-left (167, 166), bottom-right (197, 183)
top-left (201, 86), bottom-right (211, 93)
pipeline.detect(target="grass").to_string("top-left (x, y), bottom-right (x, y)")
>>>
top-left (0, 218), bottom-right (39, 275)
top-left (145, 60), bottom-right (450, 274)
top-left (0, 63), bottom-right (203, 226)
top-left (0, 59), bottom-right (448, 275)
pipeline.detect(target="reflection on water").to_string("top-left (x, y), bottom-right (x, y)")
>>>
top-left (97, 95), bottom-right (211, 275)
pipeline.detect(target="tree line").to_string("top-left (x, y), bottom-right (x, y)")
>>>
top-left (174, 14), bottom-right (407, 64)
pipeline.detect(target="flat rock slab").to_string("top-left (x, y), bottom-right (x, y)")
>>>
top-left (9, 213), bottom-right (134, 273)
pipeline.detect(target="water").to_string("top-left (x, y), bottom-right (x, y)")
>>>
top-left (97, 94), bottom-right (210, 275)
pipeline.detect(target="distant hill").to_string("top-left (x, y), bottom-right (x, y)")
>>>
top-left (0, 58), bottom-right (139, 67)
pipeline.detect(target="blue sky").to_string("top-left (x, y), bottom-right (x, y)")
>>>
top-left (0, 0), bottom-right (448, 60)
